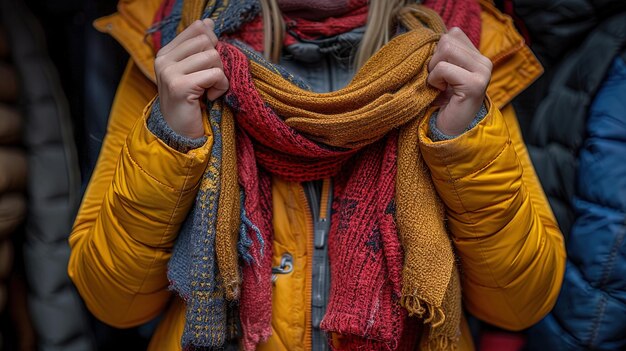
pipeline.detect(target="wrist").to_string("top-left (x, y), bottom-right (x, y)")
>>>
top-left (429, 102), bottom-right (488, 141)
top-left (161, 103), bottom-right (205, 139)
top-left (435, 119), bottom-right (466, 136)
top-left (148, 98), bottom-right (208, 153)
top-left (434, 101), bottom-right (483, 135)
top-left (170, 122), bottom-right (205, 139)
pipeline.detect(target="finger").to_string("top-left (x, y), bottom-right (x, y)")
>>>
top-left (158, 19), bottom-right (214, 57)
top-left (446, 27), bottom-right (492, 72)
top-left (432, 88), bottom-right (453, 107)
top-left (429, 34), bottom-right (490, 74)
top-left (447, 27), bottom-right (477, 51)
top-left (427, 61), bottom-right (473, 92)
top-left (429, 37), bottom-right (475, 72)
top-left (186, 68), bottom-right (229, 100)
top-left (202, 19), bottom-right (219, 47)
top-left (428, 61), bottom-right (489, 100)
top-left (176, 48), bottom-right (223, 74)
top-left (163, 34), bottom-right (215, 62)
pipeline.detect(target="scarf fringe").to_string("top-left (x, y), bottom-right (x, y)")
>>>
top-left (401, 290), bottom-right (460, 351)
top-left (241, 328), bottom-right (272, 351)
top-left (222, 279), bottom-right (240, 301)
top-left (423, 334), bottom-right (458, 351)
top-left (400, 295), bottom-right (445, 328)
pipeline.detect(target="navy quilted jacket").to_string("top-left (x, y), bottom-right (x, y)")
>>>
top-left (511, 1), bottom-right (626, 349)
top-left (527, 55), bottom-right (626, 351)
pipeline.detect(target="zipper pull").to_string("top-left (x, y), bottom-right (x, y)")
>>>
top-left (271, 253), bottom-right (294, 284)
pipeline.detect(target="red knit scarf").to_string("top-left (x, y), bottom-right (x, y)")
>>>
top-left (220, 41), bottom-right (408, 349)
top-left (230, 0), bottom-right (483, 54)
top-left (424, 0), bottom-right (481, 47)
top-left (229, 3), bottom-right (480, 347)
top-left (230, 0), bottom-right (369, 52)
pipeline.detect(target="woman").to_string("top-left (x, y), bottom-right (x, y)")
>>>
top-left (68, 0), bottom-right (566, 350)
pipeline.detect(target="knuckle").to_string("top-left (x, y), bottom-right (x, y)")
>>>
top-left (426, 73), bottom-right (435, 85)
top-left (154, 56), bottom-right (165, 71)
top-left (437, 40), bottom-right (453, 56)
top-left (482, 75), bottom-right (491, 88)
top-left (428, 64), bottom-right (445, 82)
top-left (448, 27), bottom-right (463, 35)
top-left (196, 35), bottom-right (210, 46)
top-left (205, 49), bottom-right (219, 63)
top-left (212, 67), bottom-right (225, 80)
top-left (438, 34), bottom-right (449, 47)
top-left (155, 49), bottom-right (165, 59)
top-left (434, 61), bottom-right (449, 73)
top-left (482, 57), bottom-right (493, 71)
top-left (166, 76), bottom-right (184, 93)
top-left (160, 64), bottom-right (176, 80)
top-left (191, 20), bottom-right (204, 30)
top-left (208, 33), bottom-right (219, 47)
top-left (429, 64), bottom-right (441, 77)
top-left (155, 62), bottom-right (173, 81)
top-left (470, 73), bottom-right (489, 91)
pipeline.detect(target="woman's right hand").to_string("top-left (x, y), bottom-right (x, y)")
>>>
top-left (154, 18), bottom-right (229, 139)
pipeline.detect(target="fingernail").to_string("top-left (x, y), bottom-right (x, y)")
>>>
top-left (202, 18), bottom-right (213, 27)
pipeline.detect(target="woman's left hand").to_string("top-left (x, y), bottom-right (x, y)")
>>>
top-left (427, 27), bottom-right (493, 136)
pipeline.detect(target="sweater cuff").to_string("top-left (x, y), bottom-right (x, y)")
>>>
top-left (147, 98), bottom-right (208, 153)
top-left (428, 103), bottom-right (488, 141)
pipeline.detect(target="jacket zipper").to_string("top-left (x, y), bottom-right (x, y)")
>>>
top-left (298, 185), bottom-right (315, 351)
top-left (301, 180), bottom-right (332, 351)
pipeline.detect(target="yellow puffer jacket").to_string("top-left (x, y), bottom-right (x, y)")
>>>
top-left (68, 1), bottom-right (566, 350)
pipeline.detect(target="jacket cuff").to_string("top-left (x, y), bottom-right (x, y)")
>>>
top-left (419, 97), bottom-right (508, 181)
top-left (147, 98), bottom-right (208, 153)
top-left (124, 97), bottom-right (213, 192)
top-left (428, 103), bottom-right (488, 141)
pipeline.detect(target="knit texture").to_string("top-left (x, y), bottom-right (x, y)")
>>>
top-left (226, 0), bottom-right (368, 54)
top-left (151, 0), bottom-right (484, 350)
top-left (424, 0), bottom-right (481, 48)
top-left (429, 103), bottom-right (488, 141)
top-left (230, 25), bottom-right (456, 348)
top-left (278, 0), bottom-right (364, 20)
top-left (147, 98), bottom-right (208, 152)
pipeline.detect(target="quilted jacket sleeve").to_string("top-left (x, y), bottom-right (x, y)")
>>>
top-left (419, 99), bottom-right (566, 330)
top-left (528, 56), bottom-right (626, 351)
top-left (68, 60), bottom-right (212, 328)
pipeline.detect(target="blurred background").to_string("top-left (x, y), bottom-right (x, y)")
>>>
top-left (0, 0), bottom-right (146, 350)
top-left (0, 0), bottom-right (624, 350)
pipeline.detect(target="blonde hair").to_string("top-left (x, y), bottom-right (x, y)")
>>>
top-left (259, 0), bottom-right (410, 69)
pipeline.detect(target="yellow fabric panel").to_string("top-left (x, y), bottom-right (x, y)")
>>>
top-left (478, 0), bottom-right (543, 108)
top-left (418, 100), bottom-right (566, 331)
top-left (257, 178), bottom-right (312, 351)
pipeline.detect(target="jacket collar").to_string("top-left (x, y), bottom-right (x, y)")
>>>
top-left (95, 0), bottom-right (542, 108)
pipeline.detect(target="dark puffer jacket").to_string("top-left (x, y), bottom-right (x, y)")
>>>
top-left (512, 1), bottom-right (626, 350)
top-left (513, 0), bottom-right (626, 235)
top-left (1, 0), bottom-right (96, 350)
